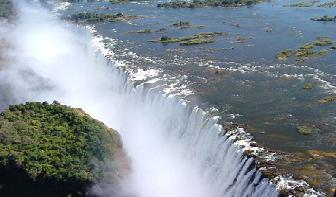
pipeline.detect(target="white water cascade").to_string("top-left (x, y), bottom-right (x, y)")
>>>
top-left (0, 1), bottom-right (278, 197)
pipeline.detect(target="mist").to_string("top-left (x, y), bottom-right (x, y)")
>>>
top-left (0, 1), bottom-right (278, 197)
top-left (0, 1), bottom-right (214, 196)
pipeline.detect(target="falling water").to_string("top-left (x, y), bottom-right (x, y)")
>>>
top-left (0, 1), bottom-right (278, 196)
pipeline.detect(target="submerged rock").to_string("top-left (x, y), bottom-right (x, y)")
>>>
top-left (149, 32), bottom-right (227, 46)
top-left (172, 21), bottom-right (205, 29)
top-left (311, 15), bottom-right (336, 22)
top-left (128, 29), bottom-right (152, 34)
top-left (0, 102), bottom-right (127, 196)
top-left (297, 125), bottom-right (314, 135)
top-left (319, 95), bottom-right (336, 104)
top-left (314, 36), bottom-right (333, 46)
top-left (303, 83), bottom-right (314, 90)
top-left (128, 28), bottom-right (167, 34)
top-left (277, 37), bottom-right (334, 61)
top-left (276, 49), bottom-right (293, 61)
top-left (307, 150), bottom-right (336, 159)
top-left (318, 49), bottom-right (328, 56)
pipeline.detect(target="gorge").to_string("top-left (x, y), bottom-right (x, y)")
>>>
top-left (0, 1), bottom-right (280, 196)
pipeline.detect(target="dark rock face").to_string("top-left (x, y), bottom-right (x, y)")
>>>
top-left (0, 160), bottom-right (89, 196)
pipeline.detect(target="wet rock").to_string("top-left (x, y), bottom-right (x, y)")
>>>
top-left (68, 12), bottom-right (142, 23)
top-left (295, 48), bottom-right (315, 58)
top-left (319, 95), bottom-right (336, 104)
top-left (307, 150), bottom-right (336, 159)
top-left (303, 83), bottom-right (314, 90)
top-left (180, 38), bottom-right (214, 45)
top-left (277, 37), bottom-right (334, 61)
top-left (318, 49), bottom-right (329, 56)
top-left (311, 15), bottom-right (336, 22)
top-left (276, 49), bottom-right (293, 61)
top-left (128, 29), bottom-right (152, 34)
top-left (314, 36), bottom-right (333, 46)
top-left (250, 142), bottom-right (258, 147)
top-left (149, 32), bottom-right (227, 46)
top-left (297, 125), bottom-right (314, 135)
top-left (155, 28), bottom-right (167, 32)
top-left (330, 188), bottom-right (336, 197)
top-left (294, 185), bottom-right (305, 193)
top-left (244, 149), bottom-right (255, 157)
top-left (172, 21), bottom-right (204, 29)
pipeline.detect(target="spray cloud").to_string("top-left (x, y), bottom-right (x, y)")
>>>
top-left (0, 1), bottom-right (278, 197)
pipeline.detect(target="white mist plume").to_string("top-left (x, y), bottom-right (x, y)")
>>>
top-left (0, 1), bottom-right (278, 197)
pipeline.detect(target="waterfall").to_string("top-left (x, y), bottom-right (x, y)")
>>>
top-left (0, 1), bottom-right (278, 196)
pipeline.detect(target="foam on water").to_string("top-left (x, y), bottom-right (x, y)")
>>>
top-left (0, 1), bottom-right (279, 196)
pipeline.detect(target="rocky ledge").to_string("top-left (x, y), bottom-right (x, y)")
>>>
top-left (223, 122), bottom-right (334, 196)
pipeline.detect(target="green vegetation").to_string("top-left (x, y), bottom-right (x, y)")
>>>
top-left (128, 28), bottom-right (167, 34)
top-left (172, 21), bottom-right (204, 29)
top-left (69, 12), bottom-right (141, 23)
top-left (0, 102), bottom-right (123, 196)
top-left (318, 49), bottom-right (328, 56)
top-left (276, 37), bottom-right (334, 61)
top-left (301, 43), bottom-right (315, 50)
top-left (297, 125), bottom-right (314, 135)
top-left (180, 37), bottom-right (215, 45)
top-left (331, 46), bottom-right (336, 50)
top-left (313, 37), bottom-right (333, 46)
top-left (0, 0), bottom-right (14, 19)
top-left (149, 32), bottom-right (226, 45)
top-left (303, 83), bottom-right (314, 90)
top-left (128, 29), bottom-right (152, 33)
top-left (276, 49), bottom-right (293, 61)
top-left (173, 21), bottom-right (191, 28)
top-left (295, 47), bottom-right (315, 58)
top-left (319, 95), bottom-right (336, 104)
top-left (311, 15), bottom-right (336, 22)
top-left (157, 0), bottom-right (261, 8)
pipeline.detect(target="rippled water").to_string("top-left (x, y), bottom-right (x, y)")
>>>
top-left (56, 0), bottom-right (336, 193)
top-left (60, 0), bottom-right (336, 150)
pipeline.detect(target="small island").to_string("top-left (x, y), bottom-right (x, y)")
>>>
top-left (68, 12), bottom-right (141, 23)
